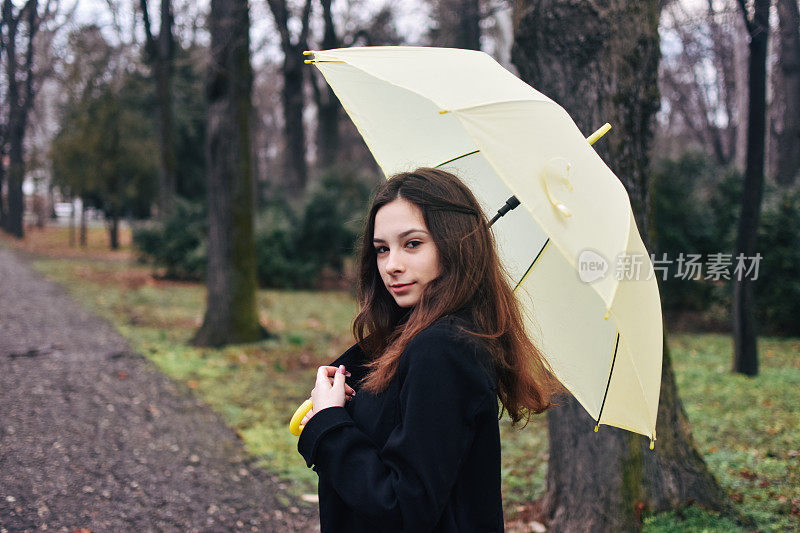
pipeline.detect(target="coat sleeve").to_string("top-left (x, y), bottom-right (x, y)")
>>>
top-left (328, 342), bottom-right (367, 389)
top-left (298, 325), bottom-right (495, 532)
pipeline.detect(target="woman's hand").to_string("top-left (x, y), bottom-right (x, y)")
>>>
top-left (301, 365), bottom-right (355, 426)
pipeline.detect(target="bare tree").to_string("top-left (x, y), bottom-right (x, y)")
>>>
top-left (771, 0), bottom-right (800, 186)
top-left (139, 0), bottom-right (177, 217)
top-left (732, 0), bottom-right (771, 376)
top-left (1, 0), bottom-right (40, 237)
top-left (310, 0), bottom-right (339, 172)
top-left (513, 0), bottom-right (736, 530)
top-left (308, 0), bottom-right (403, 174)
top-left (658, 1), bottom-right (743, 166)
top-left (193, 0), bottom-right (265, 346)
top-left (266, 0), bottom-right (312, 198)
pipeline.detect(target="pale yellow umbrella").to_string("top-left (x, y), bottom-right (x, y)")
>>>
top-left (291, 46), bottom-right (663, 444)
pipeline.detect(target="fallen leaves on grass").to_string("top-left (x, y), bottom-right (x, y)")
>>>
top-left (739, 468), bottom-right (758, 480)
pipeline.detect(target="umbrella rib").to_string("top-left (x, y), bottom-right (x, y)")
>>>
top-left (594, 332), bottom-right (620, 431)
top-left (513, 238), bottom-right (550, 292)
top-left (434, 150), bottom-right (481, 168)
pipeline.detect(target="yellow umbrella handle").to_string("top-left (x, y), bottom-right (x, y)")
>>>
top-left (289, 398), bottom-right (314, 436)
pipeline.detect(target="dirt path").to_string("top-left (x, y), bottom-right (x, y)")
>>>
top-left (0, 246), bottom-right (319, 532)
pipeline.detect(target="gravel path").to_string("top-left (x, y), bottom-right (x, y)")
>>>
top-left (0, 246), bottom-right (319, 532)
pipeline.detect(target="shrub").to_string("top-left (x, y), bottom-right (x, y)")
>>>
top-left (755, 190), bottom-right (800, 336)
top-left (651, 153), bottom-right (737, 311)
top-left (132, 199), bottom-right (206, 280)
top-left (133, 171), bottom-right (372, 289)
top-left (254, 204), bottom-right (316, 289)
top-left (652, 152), bottom-right (800, 337)
top-left (255, 170), bottom-right (370, 289)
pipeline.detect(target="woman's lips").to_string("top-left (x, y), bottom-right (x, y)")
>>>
top-left (390, 282), bottom-right (414, 294)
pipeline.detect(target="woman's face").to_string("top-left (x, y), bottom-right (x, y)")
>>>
top-left (373, 198), bottom-right (441, 308)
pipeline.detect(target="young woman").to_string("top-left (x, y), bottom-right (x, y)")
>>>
top-left (297, 168), bottom-right (560, 532)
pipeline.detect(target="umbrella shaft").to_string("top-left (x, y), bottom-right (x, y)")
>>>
top-left (488, 196), bottom-right (521, 227)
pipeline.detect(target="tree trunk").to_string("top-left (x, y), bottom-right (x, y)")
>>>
top-left (69, 199), bottom-right (76, 247)
top-left (193, 0), bottom-right (265, 347)
top-left (0, 154), bottom-right (6, 229)
top-left (154, 29), bottom-right (176, 216)
top-left (512, 1), bottom-right (735, 529)
top-left (314, 0), bottom-right (340, 172)
top-left (6, 122), bottom-right (25, 238)
top-left (773, 0), bottom-right (800, 186)
top-left (733, 0), bottom-right (770, 376)
top-left (459, 0), bottom-right (481, 50)
top-left (430, 0), bottom-right (481, 50)
top-left (79, 199), bottom-right (87, 248)
top-left (282, 45), bottom-right (308, 196)
top-left (734, 13), bottom-right (750, 171)
top-left (1, 0), bottom-right (38, 239)
top-left (108, 213), bottom-right (119, 250)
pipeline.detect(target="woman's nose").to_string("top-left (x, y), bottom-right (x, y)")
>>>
top-left (385, 250), bottom-right (404, 273)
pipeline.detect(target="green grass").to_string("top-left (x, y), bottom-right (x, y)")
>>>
top-left (30, 257), bottom-right (800, 531)
top-left (644, 334), bottom-right (800, 532)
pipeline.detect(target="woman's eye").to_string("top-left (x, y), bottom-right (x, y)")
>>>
top-left (375, 246), bottom-right (388, 254)
top-left (406, 240), bottom-right (422, 249)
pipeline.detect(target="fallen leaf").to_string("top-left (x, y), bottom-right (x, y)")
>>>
top-left (739, 468), bottom-right (757, 480)
top-left (529, 521), bottom-right (546, 533)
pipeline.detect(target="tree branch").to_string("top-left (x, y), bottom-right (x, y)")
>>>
top-left (159, 0), bottom-right (173, 62)
top-left (139, 0), bottom-right (156, 49)
top-left (735, 0), bottom-right (755, 34)
top-left (266, 0), bottom-right (291, 50)
top-left (21, 0), bottom-right (38, 113)
top-left (298, 0), bottom-right (312, 47)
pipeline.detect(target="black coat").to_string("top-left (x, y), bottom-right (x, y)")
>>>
top-left (298, 313), bottom-right (504, 532)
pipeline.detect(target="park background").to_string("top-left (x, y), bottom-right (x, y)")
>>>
top-left (0, 0), bottom-right (798, 531)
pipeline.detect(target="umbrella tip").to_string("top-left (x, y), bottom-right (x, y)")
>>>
top-left (303, 50), bottom-right (314, 55)
top-left (586, 123), bottom-right (612, 146)
top-left (594, 424), bottom-right (599, 433)
top-left (649, 438), bottom-right (655, 450)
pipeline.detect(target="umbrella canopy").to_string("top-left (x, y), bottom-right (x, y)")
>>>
top-left (306, 46), bottom-right (662, 441)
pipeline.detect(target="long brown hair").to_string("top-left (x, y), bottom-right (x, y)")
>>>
top-left (353, 168), bottom-right (561, 425)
